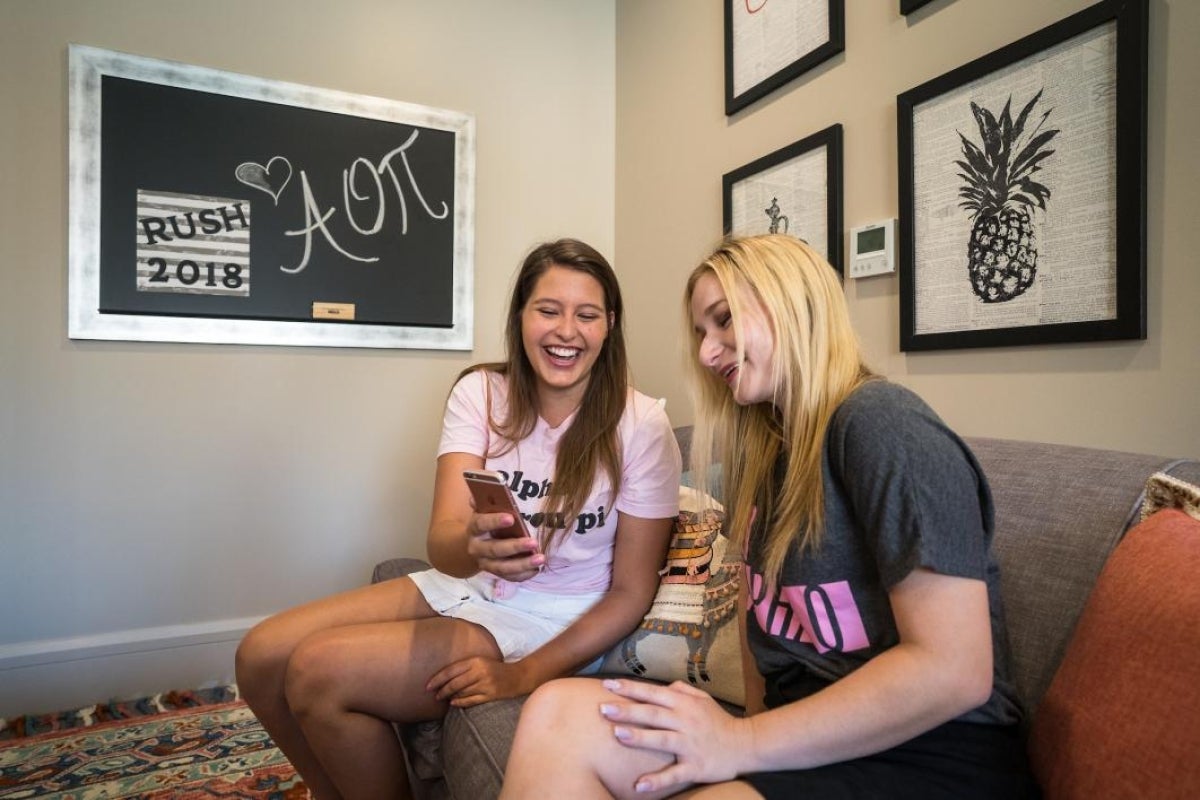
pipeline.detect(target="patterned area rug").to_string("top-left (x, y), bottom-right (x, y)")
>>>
top-left (0, 691), bottom-right (305, 798)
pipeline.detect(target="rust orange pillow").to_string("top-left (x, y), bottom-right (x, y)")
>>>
top-left (1029, 508), bottom-right (1200, 798)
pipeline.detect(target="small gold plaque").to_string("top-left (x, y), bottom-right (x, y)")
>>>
top-left (313, 302), bottom-right (356, 321)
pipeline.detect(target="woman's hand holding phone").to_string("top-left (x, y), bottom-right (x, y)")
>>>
top-left (463, 470), bottom-right (545, 581)
top-left (465, 511), bottom-right (544, 580)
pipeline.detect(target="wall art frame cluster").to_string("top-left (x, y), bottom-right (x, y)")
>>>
top-left (719, 0), bottom-right (1148, 351)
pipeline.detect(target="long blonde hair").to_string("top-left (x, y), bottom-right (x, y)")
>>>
top-left (458, 238), bottom-right (627, 552)
top-left (684, 235), bottom-right (874, 585)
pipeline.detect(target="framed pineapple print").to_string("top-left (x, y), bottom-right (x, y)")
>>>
top-left (722, 124), bottom-right (843, 275)
top-left (725, 0), bottom-right (845, 116)
top-left (896, 0), bottom-right (1147, 351)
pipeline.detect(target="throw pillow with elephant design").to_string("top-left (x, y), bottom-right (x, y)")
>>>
top-left (599, 487), bottom-right (745, 705)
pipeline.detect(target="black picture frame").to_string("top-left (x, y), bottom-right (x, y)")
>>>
top-left (724, 0), bottom-right (845, 116)
top-left (900, 0), bottom-right (938, 15)
top-left (68, 45), bottom-right (476, 350)
top-left (722, 123), bottom-right (844, 275)
top-left (896, 0), bottom-right (1147, 351)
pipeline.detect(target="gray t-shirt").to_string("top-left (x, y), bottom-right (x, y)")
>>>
top-left (745, 380), bottom-right (1023, 725)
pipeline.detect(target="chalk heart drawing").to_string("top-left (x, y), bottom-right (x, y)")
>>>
top-left (235, 156), bottom-right (293, 205)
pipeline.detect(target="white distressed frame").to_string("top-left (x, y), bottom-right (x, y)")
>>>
top-left (68, 44), bottom-right (475, 350)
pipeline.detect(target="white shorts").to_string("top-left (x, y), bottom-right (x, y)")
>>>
top-left (408, 569), bottom-right (605, 667)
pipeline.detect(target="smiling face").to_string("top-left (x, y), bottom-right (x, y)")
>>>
top-left (689, 271), bottom-right (777, 406)
top-left (521, 265), bottom-right (611, 409)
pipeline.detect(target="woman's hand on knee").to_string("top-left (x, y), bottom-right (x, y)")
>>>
top-left (599, 679), bottom-right (752, 794)
top-left (427, 656), bottom-right (532, 707)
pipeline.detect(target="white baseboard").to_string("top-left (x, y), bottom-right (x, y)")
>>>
top-left (0, 616), bottom-right (267, 671)
top-left (0, 616), bottom-right (266, 719)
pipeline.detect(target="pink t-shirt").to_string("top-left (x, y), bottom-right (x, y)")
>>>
top-left (438, 370), bottom-right (682, 594)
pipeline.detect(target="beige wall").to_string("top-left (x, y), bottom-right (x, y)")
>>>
top-left (0, 0), bottom-right (614, 714)
top-left (617, 0), bottom-right (1199, 457)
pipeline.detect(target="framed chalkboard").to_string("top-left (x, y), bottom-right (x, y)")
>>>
top-left (68, 45), bottom-right (475, 349)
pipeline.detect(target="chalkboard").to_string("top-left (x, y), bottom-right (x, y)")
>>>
top-left (69, 45), bottom-right (475, 350)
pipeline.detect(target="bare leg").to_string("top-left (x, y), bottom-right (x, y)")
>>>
top-left (502, 678), bottom-right (675, 800)
top-left (501, 678), bottom-right (762, 800)
top-left (236, 577), bottom-right (496, 800)
top-left (285, 615), bottom-right (503, 800)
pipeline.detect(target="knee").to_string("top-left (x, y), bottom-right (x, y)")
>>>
top-left (282, 634), bottom-right (344, 719)
top-left (236, 616), bottom-right (318, 707)
top-left (519, 678), bottom-right (599, 736)
top-left (234, 619), bottom-right (283, 694)
top-left (509, 679), bottom-right (613, 784)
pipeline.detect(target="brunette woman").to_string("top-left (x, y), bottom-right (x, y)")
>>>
top-left (237, 239), bottom-right (681, 800)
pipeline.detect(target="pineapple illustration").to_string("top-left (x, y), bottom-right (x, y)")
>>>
top-left (956, 90), bottom-right (1059, 303)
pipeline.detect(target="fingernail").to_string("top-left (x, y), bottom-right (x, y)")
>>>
top-left (531, 554), bottom-right (545, 566)
top-left (635, 780), bottom-right (653, 793)
top-left (602, 679), bottom-right (620, 690)
top-left (613, 726), bottom-right (632, 742)
top-left (599, 703), bottom-right (617, 718)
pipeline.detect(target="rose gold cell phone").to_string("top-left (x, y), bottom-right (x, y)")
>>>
top-left (463, 469), bottom-right (531, 539)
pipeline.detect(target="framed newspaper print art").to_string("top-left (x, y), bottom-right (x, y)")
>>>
top-left (68, 45), bottom-right (475, 350)
top-left (725, 0), bottom-right (845, 116)
top-left (896, 0), bottom-right (1146, 351)
top-left (722, 123), bottom-right (844, 276)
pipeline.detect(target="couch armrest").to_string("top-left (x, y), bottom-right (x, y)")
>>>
top-left (372, 557), bottom-right (432, 584)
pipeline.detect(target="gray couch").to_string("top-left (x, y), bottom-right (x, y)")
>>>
top-left (372, 431), bottom-right (1200, 799)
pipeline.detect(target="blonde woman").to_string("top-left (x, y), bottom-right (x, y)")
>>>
top-left (237, 239), bottom-right (681, 800)
top-left (501, 235), bottom-right (1035, 799)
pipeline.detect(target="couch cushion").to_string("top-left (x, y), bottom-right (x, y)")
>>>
top-left (598, 486), bottom-right (744, 704)
top-left (1028, 507), bottom-right (1200, 798)
top-left (964, 437), bottom-right (1173, 718)
top-left (439, 697), bottom-right (526, 800)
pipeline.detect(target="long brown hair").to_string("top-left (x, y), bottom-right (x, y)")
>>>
top-left (459, 238), bottom-right (628, 551)
top-left (684, 235), bottom-right (875, 586)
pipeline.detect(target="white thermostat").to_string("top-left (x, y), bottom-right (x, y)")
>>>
top-left (849, 219), bottom-right (896, 279)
